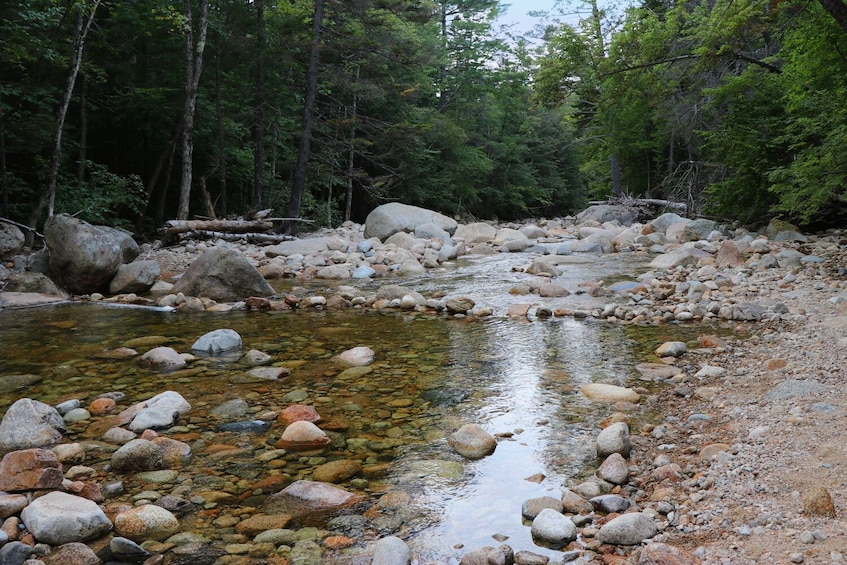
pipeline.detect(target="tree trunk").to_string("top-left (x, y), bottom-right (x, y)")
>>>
top-left (283, 0), bottom-right (325, 235)
top-left (819, 0), bottom-right (847, 32)
top-left (214, 45), bottom-right (227, 218)
top-left (610, 153), bottom-right (622, 197)
top-left (78, 73), bottom-right (88, 181)
top-left (252, 0), bottom-right (265, 211)
top-left (177, 0), bottom-right (210, 221)
top-left (26, 0), bottom-right (100, 235)
top-left (0, 89), bottom-right (7, 219)
top-left (345, 65), bottom-right (359, 223)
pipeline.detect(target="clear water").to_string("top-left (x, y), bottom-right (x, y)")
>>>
top-left (0, 251), bottom-right (708, 562)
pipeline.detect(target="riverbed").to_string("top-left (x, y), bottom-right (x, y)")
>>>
top-left (0, 250), bottom-right (729, 563)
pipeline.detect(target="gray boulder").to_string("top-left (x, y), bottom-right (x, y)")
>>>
top-left (364, 203), bottom-right (457, 242)
top-left (0, 222), bottom-right (25, 260)
top-left (372, 535), bottom-right (411, 565)
top-left (99, 225), bottom-right (141, 263)
top-left (648, 246), bottom-right (711, 270)
top-left (683, 218), bottom-right (719, 241)
top-left (191, 328), bottom-right (242, 355)
top-left (128, 391), bottom-right (191, 432)
top-left (530, 508), bottom-right (577, 544)
top-left (459, 545), bottom-right (514, 565)
top-left (139, 347), bottom-right (186, 372)
top-left (0, 398), bottom-right (66, 452)
top-left (109, 260), bottom-right (161, 294)
top-left (576, 205), bottom-right (636, 226)
top-left (20, 491), bottom-right (113, 545)
top-left (2, 271), bottom-right (66, 296)
top-left (454, 222), bottom-right (497, 244)
top-left (111, 439), bottom-right (165, 472)
top-left (415, 222), bottom-right (453, 243)
top-left (648, 213), bottom-right (685, 233)
top-left (0, 541), bottom-right (31, 564)
top-left (596, 512), bottom-right (657, 545)
top-left (45, 214), bottom-right (129, 294)
top-left (171, 247), bottom-right (273, 301)
top-left (264, 237), bottom-right (331, 258)
top-left (596, 422), bottom-right (632, 458)
top-left (264, 480), bottom-right (364, 522)
top-left (448, 424), bottom-right (497, 459)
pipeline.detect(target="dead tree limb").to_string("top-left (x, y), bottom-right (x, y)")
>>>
top-left (177, 230), bottom-right (295, 243)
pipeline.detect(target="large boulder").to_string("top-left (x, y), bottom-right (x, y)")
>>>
top-left (0, 222), bottom-right (25, 260)
top-left (20, 491), bottom-right (113, 545)
top-left (171, 247), bottom-right (273, 301)
top-left (109, 260), bottom-right (161, 294)
top-left (0, 398), bottom-right (66, 453)
top-left (44, 214), bottom-right (133, 294)
top-left (2, 271), bottom-right (66, 296)
top-left (576, 205), bottom-right (636, 226)
top-left (454, 222), bottom-right (497, 244)
top-left (363, 203), bottom-right (457, 242)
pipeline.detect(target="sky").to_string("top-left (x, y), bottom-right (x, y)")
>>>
top-left (495, 1), bottom-right (565, 37)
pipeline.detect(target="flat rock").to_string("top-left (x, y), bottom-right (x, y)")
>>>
top-left (263, 480), bottom-right (364, 524)
top-left (581, 383), bottom-right (640, 404)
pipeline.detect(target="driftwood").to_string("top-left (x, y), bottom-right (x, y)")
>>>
top-left (589, 198), bottom-right (687, 214)
top-left (177, 230), bottom-right (295, 243)
top-left (163, 218), bottom-right (274, 236)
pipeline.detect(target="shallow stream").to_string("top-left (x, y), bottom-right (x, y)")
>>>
top-left (0, 251), bottom-right (723, 562)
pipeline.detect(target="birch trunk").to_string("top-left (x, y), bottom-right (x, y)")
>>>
top-left (177, 0), bottom-right (210, 220)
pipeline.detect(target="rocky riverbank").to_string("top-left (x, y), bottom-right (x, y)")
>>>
top-left (1, 204), bottom-right (847, 564)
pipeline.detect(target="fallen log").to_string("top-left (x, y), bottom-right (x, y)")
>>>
top-left (176, 230), bottom-right (296, 243)
top-left (589, 198), bottom-right (687, 213)
top-left (162, 218), bottom-right (274, 236)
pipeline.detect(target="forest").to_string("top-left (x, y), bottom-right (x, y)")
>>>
top-left (1, 0), bottom-right (846, 238)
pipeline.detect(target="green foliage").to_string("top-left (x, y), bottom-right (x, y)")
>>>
top-left (54, 162), bottom-right (146, 227)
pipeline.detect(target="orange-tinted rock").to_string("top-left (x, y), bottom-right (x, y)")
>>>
top-left (323, 536), bottom-right (355, 549)
top-left (1, 516), bottom-right (20, 540)
top-left (697, 335), bottom-right (727, 349)
top-left (246, 296), bottom-right (271, 310)
top-left (277, 405), bottom-right (321, 426)
top-left (311, 460), bottom-right (362, 484)
top-left (0, 448), bottom-right (64, 492)
top-left (275, 421), bottom-right (331, 452)
top-left (766, 359), bottom-right (787, 370)
top-left (234, 513), bottom-right (292, 535)
top-left (638, 542), bottom-right (702, 564)
top-left (151, 437), bottom-right (192, 467)
top-left (252, 475), bottom-right (290, 494)
top-left (803, 486), bottom-right (836, 518)
top-left (89, 397), bottom-right (116, 415)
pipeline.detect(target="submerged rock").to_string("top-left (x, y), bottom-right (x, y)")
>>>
top-left (448, 424), bottom-right (497, 459)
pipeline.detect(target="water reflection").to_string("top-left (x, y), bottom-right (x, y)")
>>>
top-left (0, 251), bottom-right (671, 561)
